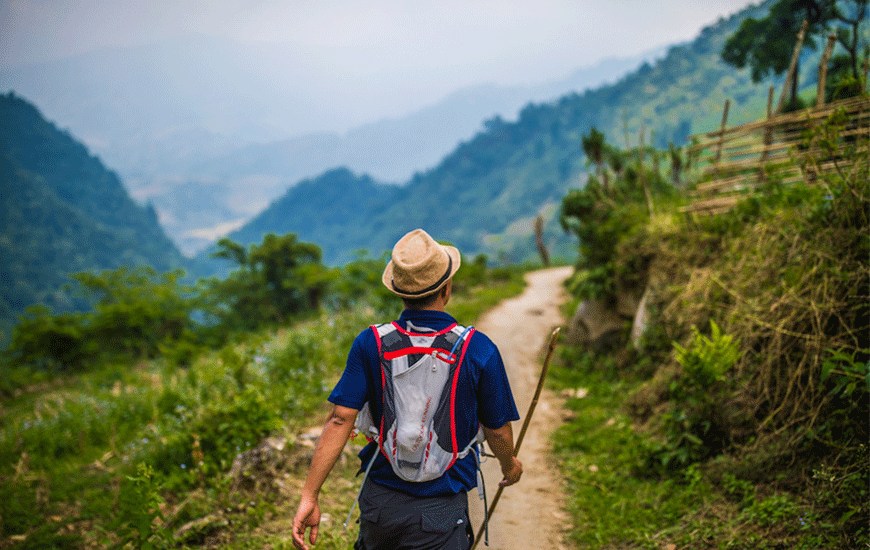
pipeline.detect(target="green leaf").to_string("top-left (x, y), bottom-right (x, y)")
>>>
top-left (840, 508), bottom-right (857, 524)
top-left (137, 517), bottom-right (152, 538)
top-left (820, 360), bottom-right (835, 381)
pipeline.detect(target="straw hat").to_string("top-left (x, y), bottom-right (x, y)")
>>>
top-left (382, 229), bottom-right (461, 298)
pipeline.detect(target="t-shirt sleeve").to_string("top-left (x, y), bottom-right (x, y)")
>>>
top-left (328, 328), bottom-right (374, 410)
top-left (476, 340), bottom-right (520, 430)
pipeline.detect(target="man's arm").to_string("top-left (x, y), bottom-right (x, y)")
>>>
top-left (292, 404), bottom-right (358, 550)
top-left (483, 422), bottom-right (523, 486)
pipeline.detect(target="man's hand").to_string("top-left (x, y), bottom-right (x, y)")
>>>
top-left (292, 495), bottom-right (321, 550)
top-left (483, 422), bottom-right (523, 487)
top-left (499, 456), bottom-right (523, 487)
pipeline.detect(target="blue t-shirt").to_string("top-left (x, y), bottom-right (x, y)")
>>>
top-left (329, 309), bottom-right (519, 497)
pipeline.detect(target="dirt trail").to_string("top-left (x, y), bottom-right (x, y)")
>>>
top-left (468, 266), bottom-right (573, 550)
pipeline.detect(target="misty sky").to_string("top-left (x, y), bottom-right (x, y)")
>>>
top-left (3, 1), bottom-right (757, 93)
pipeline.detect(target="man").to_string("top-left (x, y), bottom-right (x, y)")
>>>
top-left (292, 228), bottom-right (522, 550)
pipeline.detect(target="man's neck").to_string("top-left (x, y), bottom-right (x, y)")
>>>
top-left (404, 304), bottom-right (446, 313)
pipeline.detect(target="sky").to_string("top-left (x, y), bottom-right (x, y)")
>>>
top-left (2, 0), bottom-right (758, 95)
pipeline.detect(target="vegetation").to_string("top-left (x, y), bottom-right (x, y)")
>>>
top-left (206, 234), bottom-right (332, 330)
top-left (560, 129), bottom-right (681, 302)
top-left (553, 105), bottom-right (868, 548)
top-left (7, 267), bottom-right (197, 375)
top-left (0, 239), bottom-right (530, 549)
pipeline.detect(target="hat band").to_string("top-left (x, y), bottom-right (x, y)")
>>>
top-left (392, 255), bottom-right (453, 297)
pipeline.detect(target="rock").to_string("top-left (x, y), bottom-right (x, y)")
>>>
top-left (616, 286), bottom-right (642, 318)
top-left (560, 387), bottom-right (589, 399)
top-left (567, 299), bottom-right (625, 349)
top-left (229, 436), bottom-right (297, 491)
top-left (630, 286), bottom-right (652, 350)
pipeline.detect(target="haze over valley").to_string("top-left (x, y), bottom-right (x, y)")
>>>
top-left (1, 1), bottom-right (756, 255)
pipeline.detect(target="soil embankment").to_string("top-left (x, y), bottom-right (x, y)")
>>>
top-left (469, 266), bottom-right (572, 550)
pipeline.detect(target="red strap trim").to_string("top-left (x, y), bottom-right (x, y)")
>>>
top-left (445, 328), bottom-right (475, 470)
top-left (371, 325), bottom-right (389, 456)
top-left (391, 321), bottom-right (458, 337)
top-left (383, 347), bottom-right (457, 362)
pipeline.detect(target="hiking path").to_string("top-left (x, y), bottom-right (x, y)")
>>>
top-left (468, 265), bottom-right (573, 550)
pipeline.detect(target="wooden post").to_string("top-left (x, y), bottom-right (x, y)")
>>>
top-left (638, 124), bottom-right (654, 215)
top-left (766, 86), bottom-right (775, 119)
top-left (712, 99), bottom-right (730, 181)
top-left (817, 33), bottom-right (837, 107)
top-left (758, 87), bottom-right (776, 185)
top-left (776, 19), bottom-right (809, 114)
top-left (863, 57), bottom-right (869, 94)
top-left (534, 215), bottom-right (550, 267)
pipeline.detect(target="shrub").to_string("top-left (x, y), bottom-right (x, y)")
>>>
top-left (105, 463), bottom-right (174, 549)
top-left (646, 321), bottom-right (742, 470)
top-left (7, 267), bottom-right (197, 371)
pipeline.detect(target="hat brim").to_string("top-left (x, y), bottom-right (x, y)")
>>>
top-left (382, 245), bottom-right (461, 298)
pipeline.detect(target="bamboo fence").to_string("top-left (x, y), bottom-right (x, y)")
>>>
top-left (682, 95), bottom-right (870, 215)
top-left (682, 22), bottom-right (869, 215)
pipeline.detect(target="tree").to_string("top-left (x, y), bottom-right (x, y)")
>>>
top-left (208, 234), bottom-right (332, 329)
top-left (720, 0), bottom-right (863, 108)
top-left (582, 127), bottom-right (608, 191)
top-left (8, 267), bottom-right (197, 370)
top-left (826, 1), bottom-right (869, 101)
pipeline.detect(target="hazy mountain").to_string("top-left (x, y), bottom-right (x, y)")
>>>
top-left (199, 0), bottom-right (797, 270)
top-left (158, 49), bottom-right (665, 256)
top-left (192, 49), bottom-right (668, 183)
top-left (0, 92), bottom-right (187, 327)
top-left (204, 168), bottom-right (402, 270)
top-left (1, 38), bottom-right (664, 255)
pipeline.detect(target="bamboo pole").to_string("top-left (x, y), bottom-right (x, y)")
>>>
top-left (712, 99), bottom-right (730, 181)
top-left (623, 109), bottom-right (630, 150)
top-left (639, 124), bottom-right (654, 215)
top-left (687, 95), bottom-right (870, 145)
top-left (863, 57), bottom-right (869, 94)
top-left (758, 86), bottom-right (777, 184)
top-left (817, 33), bottom-right (838, 107)
top-left (776, 19), bottom-right (809, 115)
top-left (534, 215), bottom-right (549, 267)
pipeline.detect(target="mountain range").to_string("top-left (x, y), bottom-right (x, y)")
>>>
top-left (200, 0), bottom-right (789, 271)
top-left (5, 0), bottom-right (837, 326)
top-left (1, 39), bottom-right (666, 255)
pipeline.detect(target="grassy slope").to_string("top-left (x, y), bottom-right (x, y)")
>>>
top-left (0, 268), bottom-right (529, 550)
top-left (547, 107), bottom-right (869, 549)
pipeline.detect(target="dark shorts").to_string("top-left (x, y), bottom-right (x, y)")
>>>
top-left (354, 481), bottom-right (474, 550)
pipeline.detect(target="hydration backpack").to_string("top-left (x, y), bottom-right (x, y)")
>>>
top-left (346, 320), bottom-right (493, 543)
top-left (354, 320), bottom-right (483, 482)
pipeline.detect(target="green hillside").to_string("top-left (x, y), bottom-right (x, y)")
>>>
top-left (219, 168), bottom-right (402, 268)
top-left (0, 92), bottom-right (187, 330)
top-left (208, 0), bottom-right (783, 268)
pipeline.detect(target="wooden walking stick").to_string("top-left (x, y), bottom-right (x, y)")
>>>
top-left (470, 326), bottom-right (561, 550)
